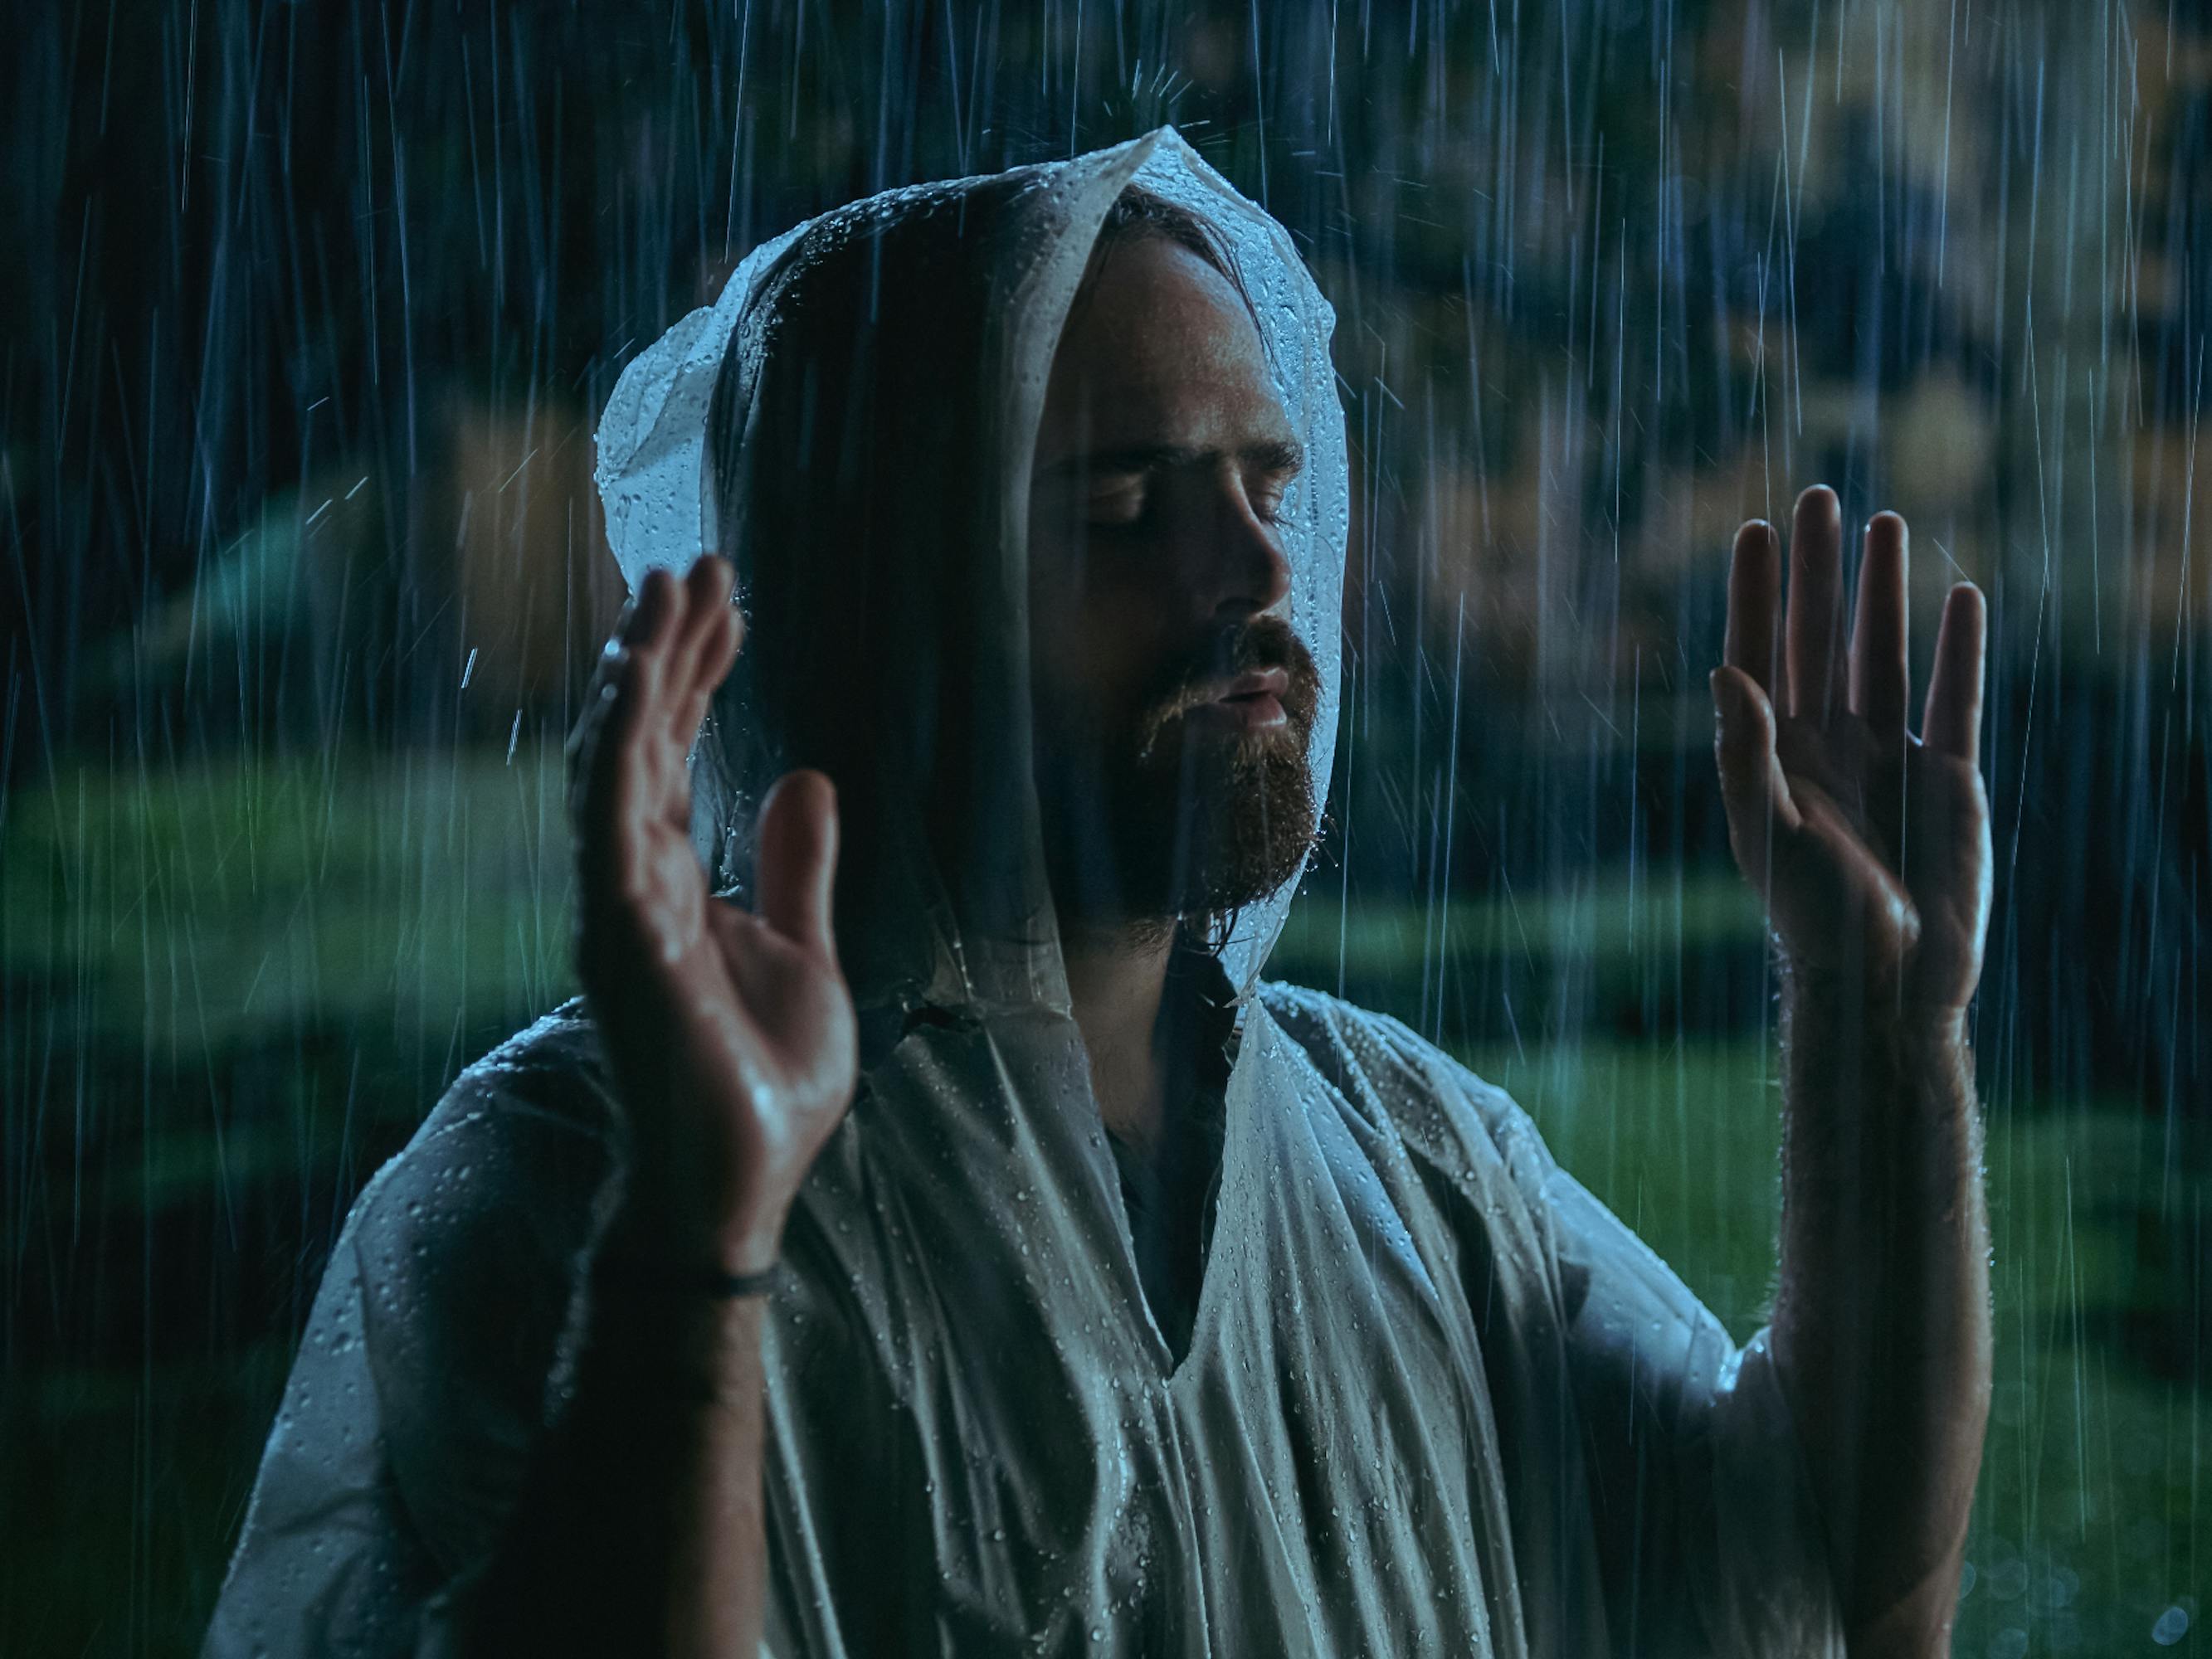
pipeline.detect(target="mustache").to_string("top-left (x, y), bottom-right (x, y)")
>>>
top-left (1139, 615), bottom-right (1323, 737)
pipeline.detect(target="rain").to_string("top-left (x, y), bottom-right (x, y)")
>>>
top-left (2, 0), bottom-right (2205, 1653)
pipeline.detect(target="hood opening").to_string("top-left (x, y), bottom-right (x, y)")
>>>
top-left (594, 127), bottom-right (1349, 1024)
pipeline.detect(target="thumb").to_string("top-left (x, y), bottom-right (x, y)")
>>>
top-left (756, 770), bottom-right (840, 961)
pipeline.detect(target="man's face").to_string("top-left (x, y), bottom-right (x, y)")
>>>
top-left (1027, 234), bottom-right (1323, 928)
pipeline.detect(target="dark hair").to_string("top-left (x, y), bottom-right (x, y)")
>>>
top-left (1072, 185), bottom-right (1268, 355)
top-left (1092, 186), bottom-right (1236, 275)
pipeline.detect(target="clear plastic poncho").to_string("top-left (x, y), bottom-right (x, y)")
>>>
top-left (204, 127), bottom-right (1846, 1658)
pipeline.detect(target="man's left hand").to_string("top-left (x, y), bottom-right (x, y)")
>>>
top-left (1711, 484), bottom-right (1994, 1027)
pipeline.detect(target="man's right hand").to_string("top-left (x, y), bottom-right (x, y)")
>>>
top-left (568, 554), bottom-right (858, 1277)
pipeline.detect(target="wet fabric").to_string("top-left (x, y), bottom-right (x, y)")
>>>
top-left (1100, 948), bottom-right (1239, 1368)
top-left (203, 126), bottom-right (1847, 1657)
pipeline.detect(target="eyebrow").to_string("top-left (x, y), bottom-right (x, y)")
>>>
top-left (1037, 437), bottom-right (1307, 482)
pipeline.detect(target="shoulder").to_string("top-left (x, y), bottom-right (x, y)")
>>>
top-left (336, 998), bottom-right (626, 1569)
top-left (1253, 979), bottom-right (1554, 1182)
top-left (348, 993), bottom-right (624, 1291)
top-left (225, 999), bottom-right (629, 1587)
top-left (354, 996), bottom-right (619, 1234)
top-left (1255, 980), bottom-right (1732, 1367)
top-left (344, 1000), bottom-right (621, 1412)
top-left (425, 994), bottom-right (621, 1144)
top-left (1256, 980), bottom-right (1478, 1099)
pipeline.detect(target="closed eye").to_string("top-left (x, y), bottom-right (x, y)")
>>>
top-left (1045, 438), bottom-right (1304, 528)
top-left (1083, 477), bottom-right (1151, 526)
top-left (1239, 438), bottom-right (1307, 484)
top-left (1234, 440), bottom-right (1301, 529)
top-left (1042, 437), bottom-right (1307, 486)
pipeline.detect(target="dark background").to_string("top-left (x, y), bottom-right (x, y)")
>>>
top-left (4, 1), bottom-right (2206, 1652)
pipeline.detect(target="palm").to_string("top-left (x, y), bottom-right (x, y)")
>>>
top-left (569, 555), bottom-right (857, 1271)
top-left (1713, 489), bottom-right (1993, 1015)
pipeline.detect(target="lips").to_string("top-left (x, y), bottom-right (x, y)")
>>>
top-left (1209, 667), bottom-right (1291, 703)
top-left (1131, 619), bottom-right (1321, 759)
top-left (1186, 667), bottom-right (1293, 731)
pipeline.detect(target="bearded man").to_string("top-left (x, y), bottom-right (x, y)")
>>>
top-left (207, 128), bottom-right (1993, 1659)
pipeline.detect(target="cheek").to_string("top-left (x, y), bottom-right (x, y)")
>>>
top-left (1030, 567), bottom-right (1178, 722)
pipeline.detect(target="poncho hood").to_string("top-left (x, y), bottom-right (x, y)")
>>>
top-left (592, 127), bottom-right (1349, 1019)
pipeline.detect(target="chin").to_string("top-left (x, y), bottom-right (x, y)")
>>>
top-left (1036, 714), bottom-right (1319, 927)
top-left (1211, 724), bottom-right (1308, 765)
top-left (1157, 748), bottom-right (1318, 919)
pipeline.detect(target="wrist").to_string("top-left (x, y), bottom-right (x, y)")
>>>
top-left (1781, 966), bottom-right (1971, 1050)
top-left (602, 1194), bottom-right (788, 1280)
top-left (579, 1263), bottom-right (771, 1403)
top-left (1894, 1007), bottom-right (1972, 1052)
top-left (595, 1248), bottom-right (782, 1298)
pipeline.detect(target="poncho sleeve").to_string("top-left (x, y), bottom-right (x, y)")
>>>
top-left (1315, 1000), bottom-right (1849, 1659)
top-left (1508, 1107), bottom-right (1850, 1658)
top-left (197, 1005), bottom-right (681, 1659)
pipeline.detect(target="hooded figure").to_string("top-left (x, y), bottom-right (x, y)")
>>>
top-left (206, 129), bottom-right (1844, 1658)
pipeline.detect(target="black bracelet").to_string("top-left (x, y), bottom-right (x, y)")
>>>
top-left (595, 1249), bottom-right (780, 1300)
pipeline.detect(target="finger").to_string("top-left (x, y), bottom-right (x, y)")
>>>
top-left (566, 629), bottom-right (623, 805)
top-left (626, 564), bottom-right (679, 651)
top-left (665, 555), bottom-right (735, 723)
top-left (670, 602), bottom-right (742, 754)
top-left (1710, 664), bottom-right (1805, 894)
top-left (611, 565), bottom-right (690, 814)
top-left (1921, 583), bottom-right (1987, 766)
top-left (754, 770), bottom-right (840, 962)
top-left (664, 557), bottom-right (736, 743)
top-left (1849, 511), bottom-right (1911, 737)
top-left (572, 641), bottom-right (653, 902)
top-left (1724, 519), bottom-right (1781, 702)
top-left (625, 567), bottom-right (683, 772)
top-left (568, 569), bottom-right (672, 829)
top-left (1786, 484), bottom-right (1846, 725)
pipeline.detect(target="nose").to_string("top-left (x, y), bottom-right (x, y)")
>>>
top-left (1201, 477), bottom-right (1294, 623)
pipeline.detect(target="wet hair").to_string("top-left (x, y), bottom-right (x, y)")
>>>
top-left (1070, 185), bottom-right (1269, 354)
top-left (694, 178), bottom-right (1020, 917)
top-left (1091, 186), bottom-right (1237, 275)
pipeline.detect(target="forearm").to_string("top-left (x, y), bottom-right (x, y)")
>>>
top-left (1770, 971), bottom-right (1991, 1656)
top-left (443, 1249), bottom-right (770, 1657)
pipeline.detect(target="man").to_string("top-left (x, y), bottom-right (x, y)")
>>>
top-left (207, 128), bottom-right (1991, 1657)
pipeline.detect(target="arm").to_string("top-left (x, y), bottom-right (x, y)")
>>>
top-left (1771, 977), bottom-right (1989, 1653)
top-left (440, 1288), bottom-right (772, 1655)
top-left (1713, 486), bottom-right (1995, 1657)
top-left (446, 555), bottom-right (855, 1657)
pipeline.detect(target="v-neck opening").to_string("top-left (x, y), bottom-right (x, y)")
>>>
top-left (1099, 944), bottom-right (1247, 1381)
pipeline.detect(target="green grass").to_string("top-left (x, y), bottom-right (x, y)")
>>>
top-left (1273, 865), bottom-right (1772, 977)
top-left (1, 737), bottom-right (582, 1055)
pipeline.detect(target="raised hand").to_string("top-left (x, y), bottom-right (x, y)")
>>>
top-left (568, 555), bottom-right (858, 1276)
top-left (1711, 485), bottom-right (1994, 1022)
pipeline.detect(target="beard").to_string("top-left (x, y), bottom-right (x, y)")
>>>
top-left (1035, 615), bottom-right (1323, 930)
